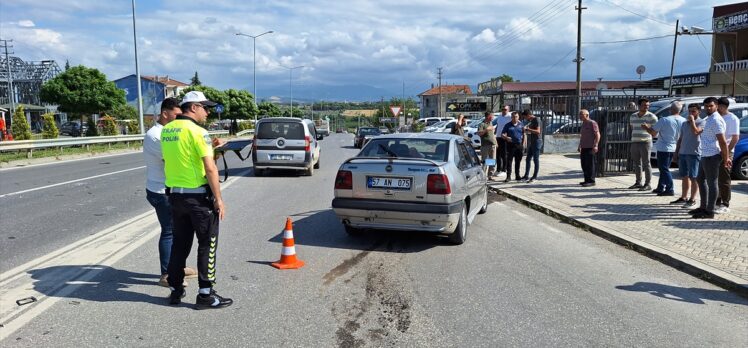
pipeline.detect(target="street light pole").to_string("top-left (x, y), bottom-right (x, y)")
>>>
top-left (280, 65), bottom-right (304, 117)
top-left (667, 19), bottom-right (680, 97)
top-left (235, 31), bottom-right (273, 122)
top-left (678, 27), bottom-right (739, 97)
top-left (131, 0), bottom-right (144, 134)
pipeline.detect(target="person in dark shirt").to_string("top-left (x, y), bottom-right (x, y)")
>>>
top-left (501, 112), bottom-right (524, 183)
top-left (520, 110), bottom-right (542, 183)
top-left (577, 109), bottom-right (600, 186)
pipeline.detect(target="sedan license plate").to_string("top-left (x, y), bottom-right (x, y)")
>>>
top-left (367, 176), bottom-right (411, 190)
top-left (270, 154), bottom-right (293, 160)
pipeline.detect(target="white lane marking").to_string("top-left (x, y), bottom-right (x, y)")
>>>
top-left (0, 168), bottom-right (248, 339)
top-left (512, 210), bottom-right (529, 218)
top-left (0, 166), bottom-right (145, 198)
top-left (0, 151), bottom-right (140, 172)
top-left (539, 223), bottom-right (563, 234)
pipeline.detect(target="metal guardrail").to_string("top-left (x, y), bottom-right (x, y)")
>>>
top-left (0, 130), bottom-right (232, 158)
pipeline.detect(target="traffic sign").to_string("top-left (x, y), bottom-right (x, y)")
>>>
top-left (215, 104), bottom-right (224, 113)
top-left (389, 106), bottom-right (402, 117)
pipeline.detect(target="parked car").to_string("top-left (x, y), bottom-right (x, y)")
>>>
top-left (59, 121), bottom-right (87, 137)
top-left (423, 120), bottom-right (447, 132)
top-left (379, 126), bottom-right (390, 134)
top-left (732, 116), bottom-right (748, 180)
top-left (251, 117), bottom-right (323, 176)
top-left (417, 117), bottom-right (454, 127)
top-left (332, 133), bottom-right (488, 244)
top-left (464, 119), bottom-right (484, 148)
top-left (354, 127), bottom-right (381, 148)
top-left (433, 119), bottom-right (458, 133)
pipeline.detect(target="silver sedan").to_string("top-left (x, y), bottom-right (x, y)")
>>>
top-left (332, 133), bottom-right (488, 244)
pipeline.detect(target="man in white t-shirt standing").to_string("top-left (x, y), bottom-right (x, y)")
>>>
top-left (690, 97), bottom-right (732, 219)
top-left (715, 97), bottom-right (739, 214)
top-left (144, 97), bottom-right (197, 286)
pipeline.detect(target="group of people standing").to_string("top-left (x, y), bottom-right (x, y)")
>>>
top-left (629, 97), bottom-right (737, 219)
top-left (449, 107), bottom-right (543, 183)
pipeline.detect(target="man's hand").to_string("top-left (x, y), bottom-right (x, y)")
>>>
top-left (725, 158), bottom-right (732, 170)
top-left (214, 198), bottom-right (225, 220)
top-left (592, 145), bottom-right (598, 154)
top-left (640, 123), bottom-right (649, 130)
top-left (212, 137), bottom-right (226, 148)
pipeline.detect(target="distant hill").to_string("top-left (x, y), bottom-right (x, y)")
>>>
top-left (256, 83), bottom-right (396, 102)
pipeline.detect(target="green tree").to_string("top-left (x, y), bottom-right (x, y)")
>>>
top-left (11, 105), bottom-right (32, 140)
top-left (41, 112), bottom-right (58, 139)
top-left (282, 107), bottom-right (303, 118)
top-left (108, 104), bottom-right (137, 120)
top-left (258, 101), bottom-right (281, 117)
top-left (99, 115), bottom-right (118, 136)
top-left (86, 118), bottom-right (99, 136)
top-left (181, 85), bottom-right (228, 121)
top-left (498, 74), bottom-right (514, 82)
top-left (190, 71), bottom-right (201, 86)
top-left (64, 59), bottom-right (70, 70)
top-left (224, 89), bottom-right (257, 120)
top-left (40, 65), bottom-right (126, 134)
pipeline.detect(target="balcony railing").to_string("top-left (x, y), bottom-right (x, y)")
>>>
top-left (714, 59), bottom-right (748, 72)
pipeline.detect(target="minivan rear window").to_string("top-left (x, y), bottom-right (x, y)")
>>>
top-left (257, 122), bottom-right (305, 139)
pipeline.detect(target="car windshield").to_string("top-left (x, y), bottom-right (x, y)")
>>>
top-left (358, 128), bottom-right (381, 136)
top-left (257, 122), bottom-right (305, 139)
top-left (359, 138), bottom-right (450, 162)
top-left (467, 119), bottom-right (482, 128)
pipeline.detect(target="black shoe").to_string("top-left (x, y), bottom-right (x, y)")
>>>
top-left (169, 288), bottom-right (186, 305)
top-left (579, 181), bottom-right (587, 185)
top-left (670, 197), bottom-right (687, 204)
top-left (688, 207), bottom-right (705, 215)
top-left (638, 184), bottom-right (652, 191)
top-left (195, 289), bottom-right (233, 310)
top-left (692, 211), bottom-right (715, 219)
top-left (581, 182), bottom-right (596, 187)
top-left (657, 191), bottom-right (675, 196)
top-left (628, 183), bottom-right (642, 189)
top-left (652, 188), bottom-right (664, 194)
top-left (504, 178), bottom-right (511, 183)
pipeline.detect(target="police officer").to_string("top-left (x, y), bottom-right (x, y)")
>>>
top-left (162, 91), bottom-right (232, 309)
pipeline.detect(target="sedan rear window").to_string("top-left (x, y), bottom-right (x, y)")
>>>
top-left (360, 138), bottom-right (449, 162)
top-left (257, 122), bottom-right (305, 139)
top-left (358, 128), bottom-right (381, 136)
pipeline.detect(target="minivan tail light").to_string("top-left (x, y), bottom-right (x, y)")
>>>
top-left (335, 170), bottom-right (353, 190)
top-left (305, 135), bottom-right (311, 151)
top-left (427, 174), bottom-right (451, 195)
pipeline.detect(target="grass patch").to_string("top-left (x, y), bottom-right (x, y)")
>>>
top-left (0, 142), bottom-right (141, 163)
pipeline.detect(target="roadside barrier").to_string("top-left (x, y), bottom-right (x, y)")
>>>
top-left (271, 217), bottom-right (305, 270)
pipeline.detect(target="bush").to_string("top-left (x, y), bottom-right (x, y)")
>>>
top-left (100, 115), bottom-right (117, 136)
top-left (126, 119), bottom-right (139, 134)
top-left (412, 122), bottom-right (425, 133)
top-left (237, 121), bottom-right (254, 131)
top-left (41, 112), bottom-right (58, 139)
top-left (11, 105), bottom-right (32, 140)
top-left (86, 118), bottom-right (99, 136)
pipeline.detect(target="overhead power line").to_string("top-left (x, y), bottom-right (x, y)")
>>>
top-left (596, 0), bottom-right (673, 26)
top-left (583, 33), bottom-right (672, 44)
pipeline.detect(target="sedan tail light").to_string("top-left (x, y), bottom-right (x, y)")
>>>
top-left (335, 170), bottom-right (353, 190)
top-left (427, 174), bottom-right (451, 195)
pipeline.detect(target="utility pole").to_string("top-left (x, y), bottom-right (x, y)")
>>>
top-left (131, 0), bottom-right (144, 134)
top-left (574, 0), bottom-right (586, 116)
top-left (437, 67), bottom-right (443, 119)
top-left (667, 19), bottom-right (680, 97)
top-left (1, 39), bottom-right (16, 127)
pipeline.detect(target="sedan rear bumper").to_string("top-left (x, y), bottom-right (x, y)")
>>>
top-left (332, 198), bottom-right (462, 233)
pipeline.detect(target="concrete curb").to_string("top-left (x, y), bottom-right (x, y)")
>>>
top-left (489, 186), bottom-right (748, 298)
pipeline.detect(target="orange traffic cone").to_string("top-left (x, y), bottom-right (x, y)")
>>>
top-left (271, 217), bottom-right (305, 269)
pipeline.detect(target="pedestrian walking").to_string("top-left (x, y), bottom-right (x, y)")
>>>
top-left (477, 111), bottom-right (497, 178)
top-left (628, 98), bottom-right (658, 191)
top-left (577, 109), bottom-right (599, 187)
top-left (520, 110), bottom-right (542, 183)
top-left (672, 103), bottom-right (703, 208)
top-left (501, 111), bottom-right (524, 183)
top-left (493, 105), bottom-right (512, 173)
top-left (715, 97), bottom-right (740, 214)
top-left (161, 91), bottom-right (232, 309)
top-left (690, 97), bottom-right (732, 219)
top-left (642, 101), bottom-right (685, 196)
top-left (144, 97), bottom-right (198, 287)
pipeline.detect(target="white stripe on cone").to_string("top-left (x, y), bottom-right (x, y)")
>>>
top-left (283, 230), bottom-right (294, 238)
top-left (282, 246), bottom-right (296, 255)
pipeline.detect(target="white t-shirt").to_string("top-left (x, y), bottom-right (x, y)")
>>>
top-left (722, 112), bottom-right (739, 150)
top-left (493, 113), bottom-right (512, 137)
top-left (143, 123), bottom-right (166, 194)
top-left (700, 112), bottom-right (726, 158)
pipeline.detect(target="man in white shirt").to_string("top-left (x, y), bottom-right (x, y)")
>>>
top-left (493, 105), bottom-right (512, 173)
top-left (690, 97), bottom-right (732, 219)
top-left (715, 97), bottom-right (739, 214)
top-left (144, 97), bottom-right (197, 286)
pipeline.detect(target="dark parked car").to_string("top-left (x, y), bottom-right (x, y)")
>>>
top-left (354, 127), bottom-right (381, 148)
top-left (59, 121), bottom-right (87, 137)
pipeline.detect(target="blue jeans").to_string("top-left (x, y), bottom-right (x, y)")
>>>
top-left (146, 189), bottom-right (173, 275)
top-left (656, 151), bottom-right (674, 193)
top-left (524, 140), bottom-right (541, 179)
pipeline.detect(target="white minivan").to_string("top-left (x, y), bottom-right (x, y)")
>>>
top-left (252, 118), bottom-right (323, 176)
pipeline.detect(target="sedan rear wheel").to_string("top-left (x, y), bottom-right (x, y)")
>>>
top-left (478, 187), bottom-right (488, 214)
top-left (448, 204), bottom-right (467, 245)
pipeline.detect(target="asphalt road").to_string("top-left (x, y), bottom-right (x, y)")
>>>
top-left (1, 133), bottom-right (746, 347)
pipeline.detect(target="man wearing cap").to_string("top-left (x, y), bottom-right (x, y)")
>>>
top-left (162, 91), bottom-right (232, 309)
top-left (144, 97), bottom-right (198, 287)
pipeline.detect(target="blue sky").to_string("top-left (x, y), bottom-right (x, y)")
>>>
top-left (0, 0), bottom-right (730, 101)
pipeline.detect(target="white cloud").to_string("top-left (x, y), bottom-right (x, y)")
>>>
top-left (17, 20), bottom-right (35, 27)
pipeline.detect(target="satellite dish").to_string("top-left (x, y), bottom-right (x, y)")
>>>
top-left (636, 65), bottom-right (646, 75)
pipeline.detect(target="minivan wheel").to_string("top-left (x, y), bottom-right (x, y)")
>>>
top-left (314, 157), bottom-right (320, 169)
top-left (254, 167), bottom-right (264, 177)
top-left (448, 204), bottom-right (467, 245)
top-left (305, 165), bottom-right (314, 176)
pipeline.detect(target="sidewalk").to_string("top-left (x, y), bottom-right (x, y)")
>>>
top-left (488, 154), bottom-right (748, 296)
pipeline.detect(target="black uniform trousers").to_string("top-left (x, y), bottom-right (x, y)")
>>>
top-left (495, 138), bottom-right (507, 172)
top-left (580, 148), bottom-right (596, 183)
top-left (505, 142), bottom-right (524, 180)
top-left (167, 192), bottom-right (219, 290)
